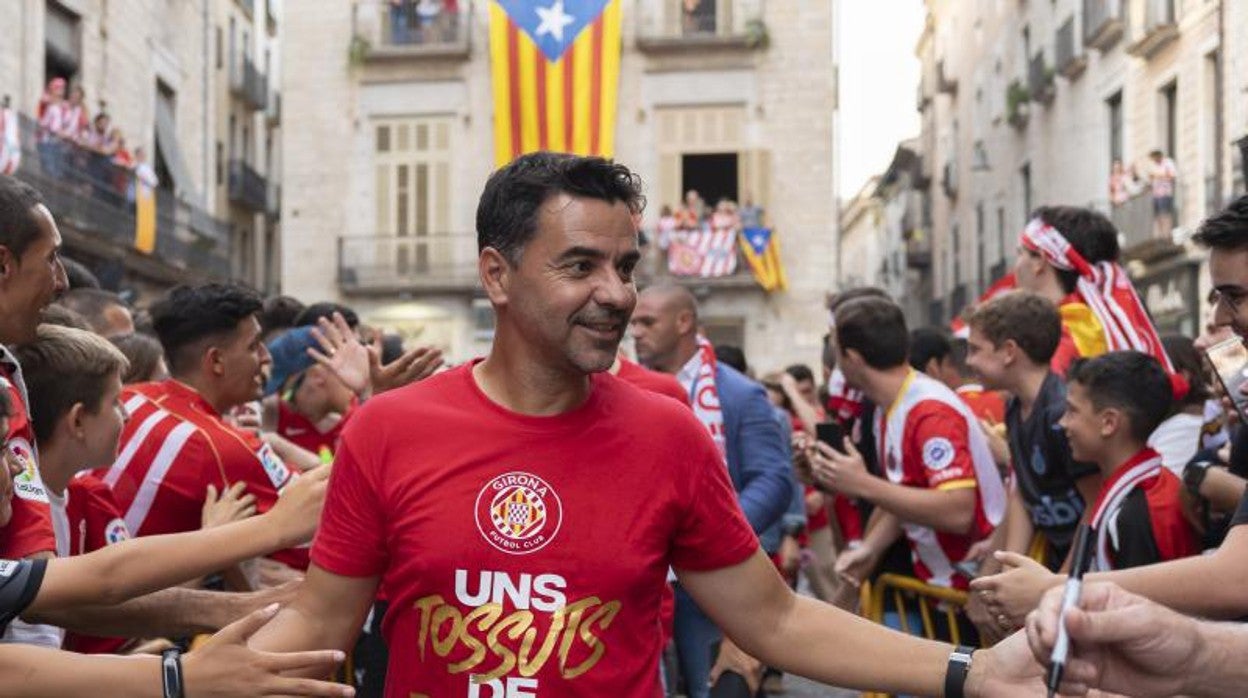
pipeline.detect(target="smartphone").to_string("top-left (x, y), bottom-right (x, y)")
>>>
top-left (815, 421), bottom-right (846, 454)
top-left (1206, 336), bottom-right (1248, 423)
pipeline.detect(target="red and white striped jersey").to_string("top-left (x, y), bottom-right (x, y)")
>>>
top-left (0, 352), bottom-right (56, 560)
top-left (96, 380), bottom-right (307, 570)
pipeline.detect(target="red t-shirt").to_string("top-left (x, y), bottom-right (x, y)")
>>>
top-left (614, 358), bottom-right (688, 405)
top-left (0, 362), bottom-right (56, 559)
top-left (58, 474), bottom-right (132, 654)
top-left (97, 380), bottom-right (306, 569)
top-left (312, 363), bottom-right (758, 697)
top-left (276, 400), bottom-right (352, 458)
top-left (878, 391), bottom-right (993, 590)
top-left (955, 384), bottom-right (1006, 425)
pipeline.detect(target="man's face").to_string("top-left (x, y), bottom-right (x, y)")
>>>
top-left (79, 371), bottom-right (127, 469)
top-left (0, 205), bottom-right (68, 345)
top-left (1208, 247), bottom-right (1248, 340)
top-left (630, 293), bottom-right (685, 370)
top-left (1012, 247), bottom-right (1044, 293)
top-left (795, 378), bottom-right (818, 407)
top-left (965, 328), bottom-right (1008, 391)
top-left (215, 316), bottom-right (271, 409)
top-left (1059, 381), bottom-right (1103, 464)
top-left (0, 417), bottom-right (12, 528)
top-left (836, 343), bottom-right (868, 391)
top-left (497, 194), bottom-right (639, 375)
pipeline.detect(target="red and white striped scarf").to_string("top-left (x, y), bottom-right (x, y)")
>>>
top-left (688, 335), bottom-right (727, 459)
top-left (1089, 448), bottom-right (1164, 571)
top-left (1020, 218), bottom-right (1185, 395)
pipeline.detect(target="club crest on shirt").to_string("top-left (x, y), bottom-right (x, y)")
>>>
top-left (922, 437), bottom-right (956, 471)
top-left (474, 471), bottom-right (563, 555)
top-left (104, 518), bottom-right (130, 545)
top-left (8, 437), bottom-right (48, 503)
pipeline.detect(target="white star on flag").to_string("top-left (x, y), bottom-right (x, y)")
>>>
top-left (535, 0), bottom-right (575, 43)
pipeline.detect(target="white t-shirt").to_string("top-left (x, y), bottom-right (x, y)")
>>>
top-left (1148, 412), bottom-right (1204, 477)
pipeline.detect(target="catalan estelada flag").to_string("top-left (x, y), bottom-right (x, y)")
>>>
top-left (488, 0), bottom-right (622, 166)
top-left (740, 227), bottom-right (788, 292)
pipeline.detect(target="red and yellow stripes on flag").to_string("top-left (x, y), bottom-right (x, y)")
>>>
top-left (488, 0), bottom-right (622, 166)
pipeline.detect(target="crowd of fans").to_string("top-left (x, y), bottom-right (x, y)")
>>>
top-left (3, 152), bottom-right (1248, 698)
top-left (385, 0), bottom-right (463, 45)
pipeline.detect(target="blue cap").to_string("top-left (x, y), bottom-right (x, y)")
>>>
top-left (265, 326), bottom-right (319, 396)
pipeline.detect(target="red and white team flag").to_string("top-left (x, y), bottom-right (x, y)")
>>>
top-left (667, 228), bottom-right (738, 278)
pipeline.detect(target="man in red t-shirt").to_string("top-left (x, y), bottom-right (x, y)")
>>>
top-left (98, 283), bottom-right (308, 574)
top-left (248, 154), bottom-right (1041, 697)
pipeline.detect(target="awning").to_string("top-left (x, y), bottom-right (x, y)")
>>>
top-left (154, 97), bottom-right (198, 201)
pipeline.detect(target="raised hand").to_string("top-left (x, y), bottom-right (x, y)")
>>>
top-left (307, 313), bottom-right (371, 398)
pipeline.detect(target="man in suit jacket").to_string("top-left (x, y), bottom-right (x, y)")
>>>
top-left (631, 284), bottom-right (794, 698)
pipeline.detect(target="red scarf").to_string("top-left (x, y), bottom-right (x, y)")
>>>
top-left (1089, 448), bottom-right (1163, 571)
top-left (689, 335), bottom-right (726, 459)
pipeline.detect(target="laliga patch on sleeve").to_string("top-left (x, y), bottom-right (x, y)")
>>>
top-left (9, 438), bottom-right (48, 504)
top-left (258, 443), bottom-right (293, 490)
top-left (104, 519), bottom-right (130, 546)
top-left (922, 437), bottom-right (956, 471)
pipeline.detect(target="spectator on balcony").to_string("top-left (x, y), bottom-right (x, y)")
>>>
top-left (683, 0), bottom-right (716, 34)
top-left (108, 129), bottom-right (134, 196)
top-left (61, 85), bottom-right (89, 145)
top-left (83, 112), bottom-right (117, 200)
top-left (740, 194), bottom-right (765, 230)
top-left (711, 198), bottom-right (742, 238)
top-left (1108, 159), bottom-right (1138, 207)
top-left (1, 95), bottom-right (19, 176)
top-left (414, 0), bottom-right (442, 43)
top-left (36, 78), bottom-right (67, 178)
top-left (388, 0), bottom-right (413, 44)
top-left (127, 147), bottom-right (158, 204)
top-left (676, 189), bottom-right (703, 231)
top-left (1148, 149), bottom-right (1178, 240)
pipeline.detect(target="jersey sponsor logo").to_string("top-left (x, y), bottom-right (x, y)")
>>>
top-left (474, 471), bottom-right (563, 555)
top-left (8, 437), bottom-right (48, 503)
top-left (104, 518), bottom-right (130, 545)
top-left (1027, 491), bottom-right (1084, 528)
top-left (0, 560), bottom-right (17, 578)
top-left (922, 437), bottom-right (956, 471)
top-left (257, 443), bottom-right (292, 491)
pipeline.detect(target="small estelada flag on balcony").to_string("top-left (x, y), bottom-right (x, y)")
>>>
top-left (740, 227), bottom-right (788, 292)
top-left (488, 0), bottom-right (622, 166)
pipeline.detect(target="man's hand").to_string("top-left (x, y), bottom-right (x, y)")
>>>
top-left (792, 431), bottom-right (815, 485)
top-left (963, 629), bottom-right (1047, 697)
top-left (810, 439), bottom-right (873, 499)
top-left (1024, 582), bottom-right (1203, 697)
top-left (367, 331), bottom-right (444, 394)
top-left (964, 590), bottom-right (1009, 646)
top-left (268, 466), bottom-right (331, 548)
top-left (971, 551), bottom-right (1062, 627)
top-left (833, 542), bottom-right (876, 588)
top-left (182, 603), bottom-right (354, 697)
top-left (308, 313), bottom-right (372, 398)
top-left (708, 637), bottom-right (764, 694)
top-left (979, 418), bottom-right (1011, 467)
top-left (203, 482), bottom-right (256, 530)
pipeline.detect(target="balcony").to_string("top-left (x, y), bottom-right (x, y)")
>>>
top-left (905, 230), bottom-right (932, 269)
top-left (636, 0), bottom-right (767, 53)
top-left (1056, 16), bottom-right (1087, 79)
top-left (1028, 53), bottom-right (1055, 105)
top-left (338, 234), bottom-right (482, 294)
top-left (266, 181), bottom-right (281, 222)
top-left (942, 160), bottom-right (958, 199)
top-left (1127, 0), bottom-right (1178, 59)
top-left (1083, 0), bottom-right (1125, 51)
top-left (1111, 189), bottom-right (1183, 260)
top-left (352, 0), bottom-right (472, 61)
top-left (228, 160), bottom-right (268, 213)
top-left (230, 56), bottom-right (268, 111)
top-left (7, 114), bottom-right (230, 281)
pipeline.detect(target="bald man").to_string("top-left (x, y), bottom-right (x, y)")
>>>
top-left (631, 284), bottom-right (795, 698)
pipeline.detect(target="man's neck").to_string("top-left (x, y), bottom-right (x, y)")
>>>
top-left (649, 339), bottom-right (698, 376)
top-left (1099, 440), bottom-right (1149, 481)
top-left (171, 373), bottom-right (231, 415)
top-left (1009, 364), bottom-right (1051, 416)
top-left (474, 338), bottom-right (593, 417)
top-left (36, 440), bottom-right (78, 497)
top-left (859, 365), bottom-right (912, 411)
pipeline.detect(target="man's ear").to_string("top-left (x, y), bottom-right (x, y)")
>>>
top-left (1099, 407), bottom-right (1125, 440)
top-left (204, 345), bottom-right (226, 378)
top-left (66, 402), bottom-right (88, 441)
top-left (0, 244), bottom-right (14, 279)
top-left (479, 248), bottom-right (511, 307)
top-left (676, 310), bottom-right (695, 336)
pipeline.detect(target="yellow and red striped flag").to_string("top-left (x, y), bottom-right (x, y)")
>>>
top-left (488, 0), bottom-right (622, 166)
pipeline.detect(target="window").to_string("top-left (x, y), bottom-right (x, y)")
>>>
top-left (374, 117), bottom-right (454, 275)
top-left (1159, 81), bottom-right (1177, 160)
top-left (45, 1), bottom-right (82, 82)
top-left (1107, 90), bottom-right (1124, 165)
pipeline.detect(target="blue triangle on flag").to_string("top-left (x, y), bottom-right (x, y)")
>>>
top-left (496, 0), bottom-right (611, 62)
top-left (743, 227), bottom-right (772, 256)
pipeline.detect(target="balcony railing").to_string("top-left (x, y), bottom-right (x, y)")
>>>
top-left (1111, 189), bottom-right (1182, 258)
top-left (229, 56), bottom-right (268, 111)
top-left (353, 0), bottom-right (472, 60)
top-left (266, 181), bottom-right (281, 221)
top-left (1083, 0), bottom-right (1125, 51)
top-left (1056, 16), bottom-right (1087, 79)
top-left (1127, 0), bottom-right (1178, 58)
top-left (1029, 53), bottom-right (1055, 104)
top-left (7, 114), bottom-right (230, 279)
top-left (228, 160), bottom-right (268, 213)
top-left (636, 0), bottom-right (767, 51)
top-left (339, 234), bottom-right (482, 293)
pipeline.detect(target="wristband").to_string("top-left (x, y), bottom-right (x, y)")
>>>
top-left (161, 647), bottom-right (185, 698)
top-left (944, 645), bottom-right (975, 698)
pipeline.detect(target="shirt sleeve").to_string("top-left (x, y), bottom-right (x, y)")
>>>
top-left (0, 558), bottom-right (46, 634)
top-left (0, 497), bottom-right (56, 559)
top-left (670, 424), bottom-right (759, 572)
top-left (910, 408), bottom-right (977, 491)
top-left (309, 435), bottom-right (389, 578)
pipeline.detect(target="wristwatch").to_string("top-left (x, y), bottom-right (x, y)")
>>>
top-left (944, 645), bottom-right (976, 698)
top-left (1183, 460), bottom-right (1214, 497)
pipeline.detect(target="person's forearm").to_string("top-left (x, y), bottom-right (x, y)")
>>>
top-left (1002, 489), bottom-right (1034, 555)
top-left (1184, 620), bottom-right (1248, 697)
top-left (248, 602), bottom-right (361, 677)
top-left (27, 587), bottom-right (249, 637)
top-left (860, 478), bottom-right (975, 535)
top-left (1201, 468), bottom-right (1247, 513)
top-left (0, 645), bottom-right (161, 698)
top-left (861, 509), bottom-right (902, 552)
top-left (784, 389), bottom-right (819, 437)
top-left (265, 433), bottom-right (323, 472)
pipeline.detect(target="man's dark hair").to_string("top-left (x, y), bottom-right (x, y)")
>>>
top-left (259, 295), bottom-right (307, 337)
top-left (110, 332), bottom-right (167, 384)
top-left (61, 257), bottom-right (101, 289)
top-left (0, 176), bottom-right (45, 260)
top-left (41, 303), bottom-right (91, 331)
top-left (908, 327), bottom-right (952, 373)
top-left (476, 152), bottom-right (645, 265)
top-left (294, 301), bottom-right (359, 329)
top-left (835, 297), bottom-right (908, 370)
top-left (784, 363), bottom-right (814, 384)
top-left (1067, 351), bottom-right (1173, 442)
top-left (967, 291), bottom-right (1062, 365)
top-left (828, 286), bottom-right (890, 315)
top-left (150, 283), bottom-right (263, 375)
top-left (1161, 335), bottom-right (1210, 408)
top-left (715, 345), bottom-right (748, 374)
top-left (60, 288), bottom-right (128, 334)
top-left (1033, 206), bottom-right (1121, 294)
top-left (1191, 196), bottom-right (1248, 251)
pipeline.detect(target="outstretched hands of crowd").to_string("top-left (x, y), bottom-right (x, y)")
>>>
top-left (306, 312), bottom-right (445, 397)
